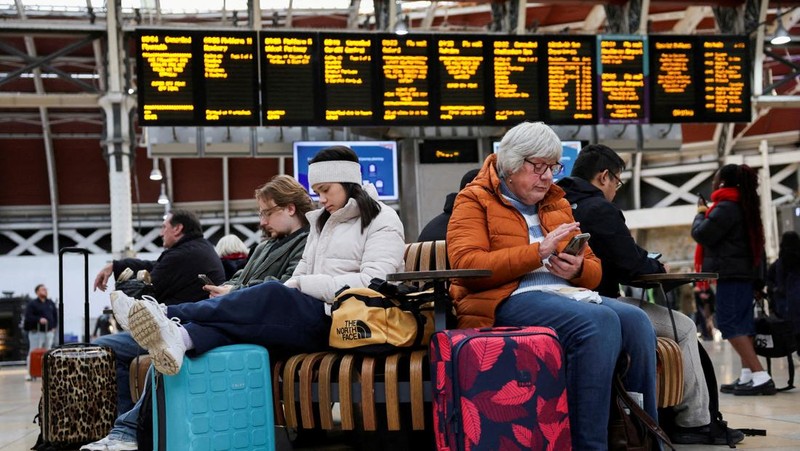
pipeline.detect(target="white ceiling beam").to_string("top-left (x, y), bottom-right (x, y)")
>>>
top-left (672, 6), bottom-right (710, 33)
top-left (582, 5), bottom-right (606, 32)
top-left (0, 93), bottom-right (100, 108)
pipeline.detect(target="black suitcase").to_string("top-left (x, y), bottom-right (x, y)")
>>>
top-left (35, 247), bottom-right (117, 449)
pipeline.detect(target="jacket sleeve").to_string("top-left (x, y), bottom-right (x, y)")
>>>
top-left (294, 210), bottom-right (405, 303)
top-left (447, 189), bottom-right (545, 291)
top-left (240, 240), bottom-right (307, 289)
top-left (50, 302), bottom-right (58, 330)
top-left (583, 202), bottom-right (664, 283)
top-left (23, 301), bottom-right (37, 331)
top-left (112, 258), bottom-right (155, 278)
top-left (691, 204), bottom-right (737, 247)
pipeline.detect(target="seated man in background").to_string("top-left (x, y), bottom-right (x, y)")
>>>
top-left (417, 168), bottom-right (479, 242)
top-left (93, 209), bottom-right (225, 415)
top-left (203, 175), bottom-right (312, 298)
top-left (557, 144), bottom-right (743, 445)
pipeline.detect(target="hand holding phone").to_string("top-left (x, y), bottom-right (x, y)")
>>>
top-left (562, 233), bottom-right (591, 256)
top-left (198, 274), bottom-right (214, 285)
top-left (696, 192), bottom-right (707, 208)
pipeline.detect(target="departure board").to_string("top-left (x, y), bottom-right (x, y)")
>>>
top-left (261, 32), bottom-right (317, 124)
top-left (201, 31), bottom-right (259, 125)
top-left (492, 37), bottom-right (541, 123)
top-left (544, 37), bottom-right (595, 124)
top-left (598, 36), bottom-right (647, 124)
top-left (649, 37), bottom-right (697, 123)
top-left (138, 30), bottom-right (195, 125)
top-left (322, 34), bottom-right (374, 123)
top-left (436, 37), bottom-right (486, 122)
top-left (380, 36), bottom-right (431, 123)
top-left (700, 37), bottom-right (750, 122)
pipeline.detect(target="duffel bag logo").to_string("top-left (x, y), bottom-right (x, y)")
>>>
top-left (335, 319), bottom-right (373, 341)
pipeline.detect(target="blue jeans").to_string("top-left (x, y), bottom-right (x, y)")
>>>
top-left (168, 281), bottom-right (330, 355)
top-left (495, 291), bottom-right (657, 450)
top-left (93, 332), bottom-right (146, 415)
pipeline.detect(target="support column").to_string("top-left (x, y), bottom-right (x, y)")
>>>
top-left (100, 0), bottom-right (135, 257)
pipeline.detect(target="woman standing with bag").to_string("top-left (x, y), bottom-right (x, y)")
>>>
top-left (692, 164), bottom-right (774, 396)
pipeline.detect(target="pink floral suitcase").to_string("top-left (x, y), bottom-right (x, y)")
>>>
top-left (430, 326), bottom-right (571, 451)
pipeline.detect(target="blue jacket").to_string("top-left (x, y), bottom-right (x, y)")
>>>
top-left (24, 297), bottom-right (58, 332)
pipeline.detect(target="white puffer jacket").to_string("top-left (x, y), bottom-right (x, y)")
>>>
top-left (289, 191), bottom-right (405, 304)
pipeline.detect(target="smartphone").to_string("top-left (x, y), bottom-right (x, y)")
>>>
top-left (647, 252), bottom-right (662, 260)
top-left (697, 192), bottom-right (707, 205)
top-left (563, 233), bottom-right (591, 256)
top-left (198, 274), bottom-right (214, 285)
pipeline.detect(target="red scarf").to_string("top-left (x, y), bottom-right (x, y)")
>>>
top-left (693, 187), bottom-right (740, 289)
top-left (221, 252), bottom-right (248, 261)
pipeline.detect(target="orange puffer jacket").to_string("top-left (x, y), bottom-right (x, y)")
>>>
top-left (446, 154), bottom-right (603, 328)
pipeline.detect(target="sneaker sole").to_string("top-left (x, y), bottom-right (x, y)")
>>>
top-left (109, 292), bottom-right (131, 330)
top-left (128, 302), bottom-right (181, 375)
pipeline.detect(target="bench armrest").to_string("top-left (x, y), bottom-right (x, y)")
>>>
top-left (387, 269), bottom-right (491, 331)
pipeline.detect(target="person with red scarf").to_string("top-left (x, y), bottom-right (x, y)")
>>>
top-left (692, 164), bottom-right (773, 396)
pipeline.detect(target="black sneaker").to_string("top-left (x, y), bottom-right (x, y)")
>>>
top-left (720, 378), bottom-right (748, 394)
top-left (670, 423), bottom-right (745, 445)
top-left (734, 379), bottom-right (777, 396)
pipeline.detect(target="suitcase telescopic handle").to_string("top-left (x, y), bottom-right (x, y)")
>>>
top-left (58, 247), bottom-right (90, 345)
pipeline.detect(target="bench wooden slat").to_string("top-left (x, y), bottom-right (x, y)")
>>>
top-left (435, 240), bottom-right (447, 271)
top-left (385, 353), bottom-right (402, 431)
top-left (410, 349), bottom-right (427, 430)
top-left (300, 352), bottom-right (327, 429)
top-left (404, 242), bottom-right (421, 273)
top-left (272, 359), bottom-right (285, 426)
top-left (338, 354), bottom-right (357, 430)
top-left (361, 356), bottom-right (377, 430)
top-left (282, 353), bottom-right (307, 428)
top-left (419, 242), bottom-right (433, 272)
top-left (318, 352), bottom-right (340, 430)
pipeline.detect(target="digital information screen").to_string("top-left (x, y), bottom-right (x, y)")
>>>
top-left (598, 36), bottom-right (647, 124)
top-left (492, 37), bottom-right (541, 123)
top-left (138, 30), bottom-right (195, 125)
top-left (322, 34), bottom-right (374, 123)
top-left (201, 32), bottom-right (259, 125)
top-left (136, 30), bottom-right (752, 127)
top-left (261, 33), bottom-right (317, 124)
top-left (380, 36), bottom-right (431, 122)
top-left (700, 37), bottom-right (750, 122)
top-left (545, 37), bottom-right (595, 124)
top-left (436, 37), bottom-right (486, 122)
top-left (649, 37), bottom-right (697, 123)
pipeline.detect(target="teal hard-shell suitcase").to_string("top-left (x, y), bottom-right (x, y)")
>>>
top-left (152, 344), bottom-right (275, 451)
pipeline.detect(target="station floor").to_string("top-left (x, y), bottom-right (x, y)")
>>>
top-left (1, 337), bottom-right (799, 451)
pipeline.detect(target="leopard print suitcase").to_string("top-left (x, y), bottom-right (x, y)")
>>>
top-left (41, 343), bottom-right (117, 448)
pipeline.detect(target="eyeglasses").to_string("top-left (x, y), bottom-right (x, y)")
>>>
top-left (524, 159), bottom-right (564, 175)
top-left (609, 172), bottom-right (624, 190)
top-left (257, 205), bottom-right (283, 219)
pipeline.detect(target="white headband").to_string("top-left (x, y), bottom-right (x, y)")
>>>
top-left (308, 160), bottom-right (363, 187)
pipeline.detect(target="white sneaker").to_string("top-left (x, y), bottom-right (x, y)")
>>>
top-left (80, 435), bottom-right (137, 451)
top-left (128, 299), bottom-right (186, 375)
top-left (109, 291), bottom-right (135, 330)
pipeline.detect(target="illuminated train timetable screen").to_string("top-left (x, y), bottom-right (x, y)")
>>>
top-left (649, 37), bottom-right (697, 123)
top-left (201, 31), bottom-right (259, 125)
top-left (492, 38), bottom-right (541, 123)
top-left (700, 37), bottom-right (750, 123)
top-left (261, 33), bottom-right (317, 124)
top-left (380, 36), bottom-right (431, 123)
top-left (544, 37), bottom-right (595, 124)
top-left (436, 37), bottom-right (486, 122)
top-left (322, 34), bottom-right (374, 123)
top-left (598, 36), bottom-right (647, 124)
top-left (138, 30), bottom-right (195, 125)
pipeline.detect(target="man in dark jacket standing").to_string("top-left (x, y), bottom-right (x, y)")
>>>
top-left (557, 144), bottom-right (743, 445)
top-left (24, 284), bottom-right (58, 381)
top-left (92, 209), bottom-right (225, 414)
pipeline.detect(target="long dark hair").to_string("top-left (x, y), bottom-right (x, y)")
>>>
top-left (310, 146), bottom-right (381, 233)
top-left (779, 231), bottom-right (800, 270)
top-left (717, 164), bottom-right (765, 266)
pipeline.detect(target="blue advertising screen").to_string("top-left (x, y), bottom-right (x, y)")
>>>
top-left (293, 141), bottom-right (399, 201)
top-left (492, 140), bottom-right (582, 182)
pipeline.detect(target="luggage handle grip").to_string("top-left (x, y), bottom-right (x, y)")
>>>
top-left (478, 326), bottom-right (522, 332)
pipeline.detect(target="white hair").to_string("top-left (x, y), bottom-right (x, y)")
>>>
top-left (496, 122), bottom-right (562, 177)
top-left (215, 234), bottom-right (249, 257)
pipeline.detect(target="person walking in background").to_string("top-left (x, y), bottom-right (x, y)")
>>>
top-left (214, 234), bottom-right (250, 280)
top-left (692, 164), bottom-right (774, 396)
top-left (693, 283), bottom-right (716, 341)
top-left (417, 168), bottom-right (479, 242)
top-left (23, 284), bottom-right (58, 381)
top-left (92, 307), bottom-right (116, 339)
top-left (766, 231), bottom-right (800, 340)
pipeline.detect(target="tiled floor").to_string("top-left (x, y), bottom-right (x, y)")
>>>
top-left (1, 338), bottom-right (799, 450)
